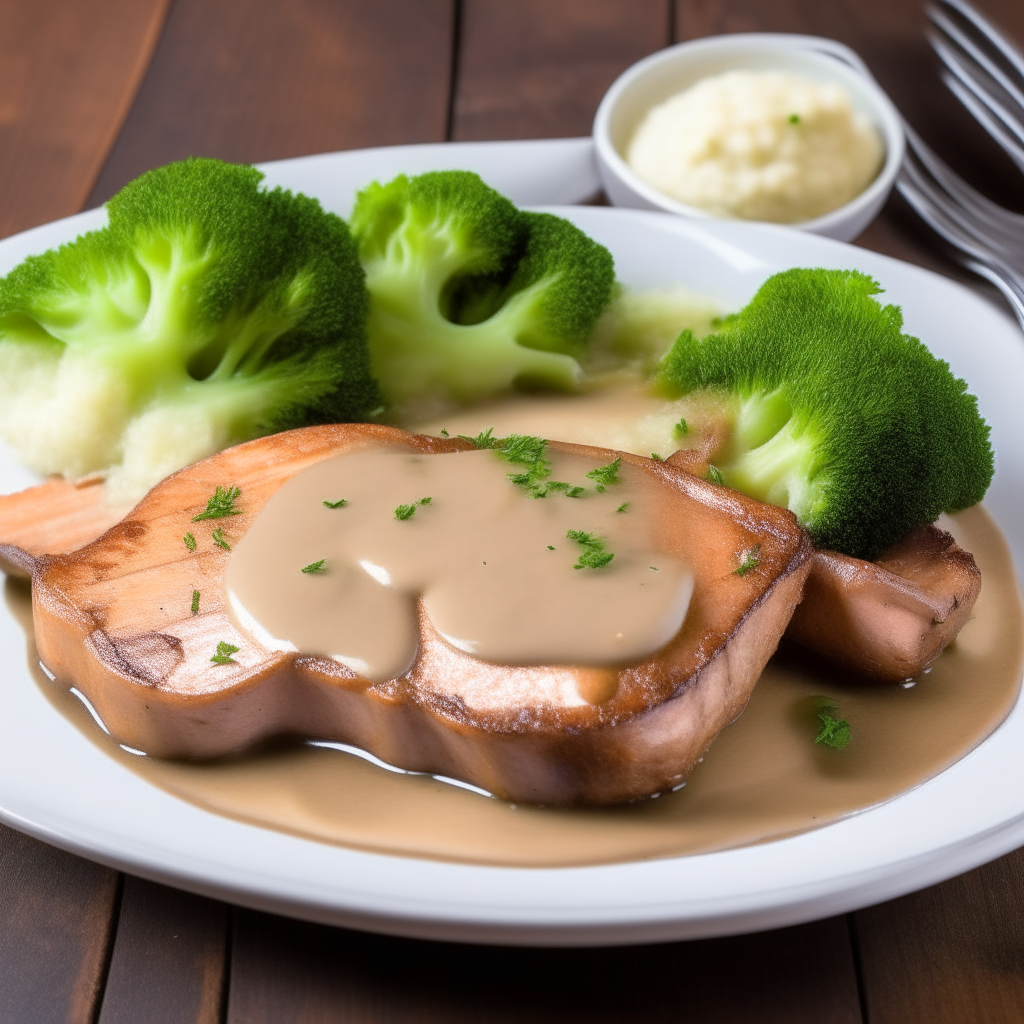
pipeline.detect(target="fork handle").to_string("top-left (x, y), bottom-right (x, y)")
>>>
top-left (965, 259), bottom-right (1024, 334)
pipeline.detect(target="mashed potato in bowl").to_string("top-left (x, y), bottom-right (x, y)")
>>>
top-left (626, 69), bottom-right (885, 223)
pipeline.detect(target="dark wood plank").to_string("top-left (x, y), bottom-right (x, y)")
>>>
top-left (96, 876), bottom-right (228, 1024)
top-left (854, 847), bottom-right (1024, 1023)
top-left (451, 0), bottom-right (671, 140)
top-left (87, 0), bottom-right (455, 206)
top-left (227, 907), bottom-right (861, 1024)
top-left (0, 0), bottom-right (169, 238)
top-left (0, 822), bottom-right (119, 1024)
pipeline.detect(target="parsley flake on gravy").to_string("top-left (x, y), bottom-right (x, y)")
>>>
top-left (814, 699), bottom-right (852, 749)
top-left (586, 458), bottom-right (622, 489)
top-left (566, 529), bottom-right (615, 570)
top-left (394, 497), bottom-right (432, 521)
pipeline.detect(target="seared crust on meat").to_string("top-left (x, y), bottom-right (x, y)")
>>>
top-left (28, 424), bottom-right (811, 805)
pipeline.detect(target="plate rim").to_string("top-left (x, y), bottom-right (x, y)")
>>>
top-left (1, 148), bottom-right (1023, 946)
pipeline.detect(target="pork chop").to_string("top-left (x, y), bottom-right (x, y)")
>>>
top-left (785, 525), bottom-right (981, 682)
top-left (25, 424), bottom-right (811, 805)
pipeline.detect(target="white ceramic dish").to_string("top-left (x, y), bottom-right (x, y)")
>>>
top-left (0, 141), bottom-right (1022, 947)
top-left (593, 34), bottom-right (905, 241)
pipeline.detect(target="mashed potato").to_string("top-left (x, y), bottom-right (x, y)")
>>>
top-left (626, 69), bottom-right (884, 223)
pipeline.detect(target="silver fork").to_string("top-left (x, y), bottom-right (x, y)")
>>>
top-left (927, 0), bottom-right (1024, 173)
top-left (896, 126), bottom-right (1024, 330)
top-left (890, 0), bottom-right (1024, 331)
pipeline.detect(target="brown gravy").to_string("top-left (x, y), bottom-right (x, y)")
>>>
top-left (8, 504), bottom-right (1023, 868)
top-left (227, 447), bottom-right (692, 681)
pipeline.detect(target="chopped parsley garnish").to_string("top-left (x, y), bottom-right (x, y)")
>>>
top-left (394, 497), bottom-right (430, 521)
top-left (586, 458), bottom-right (622, 489)
top-left (210, 641), bottom-right (239, 665)
top-left (459, 427), bottom-right (497, 449)
top-left (546, 480), bottom-right (585, 498)
top-left (439, 428), bottom-right (450, 437)
top-left (649, 565), bottom-right (660, 572)
top-left (191, 589), bottom-right (200, 614)
top-left (789, 113), bottom-right (800, 124)
top-left (674, 418), bottom-right (689, 437)
top-left (464, 431), bottom-right (602, 500)
top-left (211, 528), bottom-right (230, 551)
top-left (650, 452), bottom-right (665, 462)
top-left (301, 559), bottom-right (327, 574)
top-left (547, 545), bottom-right (556, 550)
top-left (616, 502), bottom-right (630, 513)
top-left (707, 464), bottom-right (724, 485)
top-left (492, 433), bottom-right (556, 498)
top-left (323, 499), bottom-right (348, 509)
top-left (735, 544), bottom-right (761, 576)
top-left (566, 529), bottom-right (615, 570)
top-left (183, 532), bottom-right (197, 551)
top-left (192, 485), bottom-right (241, 521)
top-left (814, 699), bottom-right (852, 749)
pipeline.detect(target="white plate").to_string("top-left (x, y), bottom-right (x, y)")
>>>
top-left (1, 141), bottom-right (1023, 947)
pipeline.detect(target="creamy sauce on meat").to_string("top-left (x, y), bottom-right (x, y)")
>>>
top-left (13, 504), bottom-right (1023, 867)
top-left (226, 447), bottom-right (692, 679)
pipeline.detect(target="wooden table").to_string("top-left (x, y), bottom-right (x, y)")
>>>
top-left (1, 2), bottom-right (1023, 1021)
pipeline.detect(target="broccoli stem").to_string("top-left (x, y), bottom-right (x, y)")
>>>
top-left (365, 265), bottom-right (581, 407)
top-left (719, 404), bottom-right (821, 522)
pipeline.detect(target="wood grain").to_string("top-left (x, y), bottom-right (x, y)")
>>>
top-left (855, 848), bottom-right (1024, 1023)
top-left (87, 0), bottom-right (455, 205)
top-left (227, 908), bottom-right (862, 1023)
top-left (451, 0), bottom-right (671, 140)
top-left (0, 822), bottom-right (119, 1024)
top-left (0, 0), bottom-right (169, 238)
top-left (96, 877), bottom-right (228, 1024)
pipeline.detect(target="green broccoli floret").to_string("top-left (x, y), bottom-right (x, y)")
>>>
top-left (349, 170), bottom-right (615, 420)
top-left (658, 268), bottom-right (993, 559)
top-left (0, 158), bottom-right (376, 500)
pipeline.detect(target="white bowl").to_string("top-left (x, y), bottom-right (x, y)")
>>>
top-left (593, 34), bottom-right (905, 241)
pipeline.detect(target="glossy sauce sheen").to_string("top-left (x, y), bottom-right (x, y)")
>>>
top-left (226, 447), bottom-right (693, 680)
top-left (14, 504), bottom-right (1024, 868)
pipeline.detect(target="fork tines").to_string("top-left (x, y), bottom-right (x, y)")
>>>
top-left (928, 0), bottom-right (1024, 171)
top-left (897, 127), bottom-right (1024, 330)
